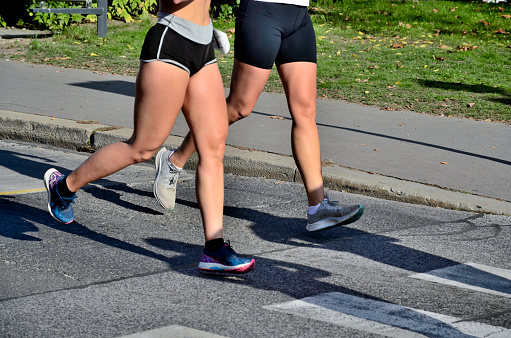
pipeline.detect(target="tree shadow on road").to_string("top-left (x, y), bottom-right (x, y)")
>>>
top-left (2, 192), bottom-right (508, 336)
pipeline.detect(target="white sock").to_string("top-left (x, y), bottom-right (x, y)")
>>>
top-left (308, 202), bottom-right (322, 215)
top-left (167, 156), bottom-right (182, 171)
top-left (308, 197), bottom-right (330, 215)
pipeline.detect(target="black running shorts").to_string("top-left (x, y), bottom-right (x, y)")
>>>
top-left (234, 0), bottom-right (317, 69)
top-left (140, 13), bottom-right (216, 76)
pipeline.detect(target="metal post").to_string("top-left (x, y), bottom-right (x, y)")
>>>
top-left (96, 0), bottom-right (108, 38)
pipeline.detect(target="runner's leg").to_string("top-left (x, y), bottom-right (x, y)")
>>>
top-left (65, 61), bottom-right (189, 192)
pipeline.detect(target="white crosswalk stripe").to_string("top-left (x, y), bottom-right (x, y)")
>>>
top-left (264, 292), bottom-right (511, 337)
top-left (410, 262), bottom-right (511, 299)
top-left (118, 325), bottom-right (228, 338)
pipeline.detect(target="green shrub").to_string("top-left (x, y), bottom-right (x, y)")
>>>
top-left (29, 1), bottom-right (85, 30)
top-left (211, 0), bottom-right (240, 19)
top-left (26, 0), bottom-right (158, 31)
top-left (109, 0), bottom-right (157, 23)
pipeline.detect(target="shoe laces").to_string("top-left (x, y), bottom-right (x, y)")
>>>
top-left (324, 193), bottom-right (340, 208)
top-left (222, 240), bottom-right (236, 254)
top-left (59, 194), bottom-right (76, 209)
top-left (165, 161), bottom-right (180, 187)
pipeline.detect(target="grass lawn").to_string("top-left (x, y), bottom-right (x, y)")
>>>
top-left (3, 0), bottom-right (510, 123)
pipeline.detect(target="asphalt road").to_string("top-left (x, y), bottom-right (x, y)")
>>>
top-left (1, 140), bottom-right (511, 338)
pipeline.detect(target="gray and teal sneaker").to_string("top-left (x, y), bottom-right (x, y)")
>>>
top-left (44, 168), bottom-right (76, 224)
top-left (306, 194), bottom-right (363, 232)
top-left (153, 147), bottom-right (182, 210)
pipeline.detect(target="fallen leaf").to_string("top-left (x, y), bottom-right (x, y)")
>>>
top-left (90, 53), bottom-right (99, 56)
top-left (494, 29), bottom-right (509, 34)
top-left (433, 8), bottom-right (438, 13)
top-left (433, 55), bottom-right (446, 61)
top-left (439, 45), bottom-right (453, 50)
top-left (501, 15), bottom-right (511, 19)
top-left (374, 149), bottom-right (380, 152)
top-left (368, 65), bottom-right (380, 69)
top-left (440, 162), bottom-right (448, 165)
top-left (392, 43), bottom-right (406, 48)
top-left (269, 115), bottom-right (286, 120)
top-left (450, 7), bottom-right (457, 12)
top-left (456, 45), bottom-right (478, 51)
top-left (467, 103), bottom-right (475, 107)
top-left (480, 19), bottom-right (490, 26)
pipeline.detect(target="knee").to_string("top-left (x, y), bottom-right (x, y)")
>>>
top-left (291, 104), bottom-right (317, 124)
top-left (137, 149), bottom-right (158, 163)
top-left (124, 139), bottom-right (158, 163)
top-left (227, 97), bottom-right (253, 124)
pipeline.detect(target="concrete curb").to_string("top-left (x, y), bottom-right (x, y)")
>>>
top-left (2, 110), bottom-right (510, 215)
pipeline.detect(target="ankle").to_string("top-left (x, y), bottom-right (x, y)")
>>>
top-left (168, 151), bottom-right (184, 170)
top-left (57, 176), bottom-right (76, 198)
top-left (205, 238), bottom-right (224, 251)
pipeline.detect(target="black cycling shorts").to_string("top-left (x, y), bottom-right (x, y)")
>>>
top-left (234, 0), bottom-right (317, 69)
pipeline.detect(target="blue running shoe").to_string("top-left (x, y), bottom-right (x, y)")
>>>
top-left (44, 168), bottom-right (76, 224)
top-left (198, 241), bottom-right (255, 274)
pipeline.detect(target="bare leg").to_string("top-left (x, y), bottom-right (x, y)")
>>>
top-left (170, 59), bottom-right (270, 168)
top-left (181, 63), bottom-right (229, 241)
top-left (277, 62), bottom-right (325, 206)
top-left (66, 61), bottom-right (189, 192)
top-left (171, 60), bottom-right (324, 207)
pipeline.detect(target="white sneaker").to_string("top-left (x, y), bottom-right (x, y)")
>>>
top-left (212, 28), bottom-right (230, 54)
top-left (153, 147), bottom-right (181, 210)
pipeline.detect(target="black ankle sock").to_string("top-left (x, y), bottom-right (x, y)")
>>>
top-left (57, 176), bottom-right (75, 198)
top-left (205, 238), bottom-right (224, 251)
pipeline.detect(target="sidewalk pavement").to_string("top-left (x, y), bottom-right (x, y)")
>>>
top-left (1, 33), bottom-right (510, 215)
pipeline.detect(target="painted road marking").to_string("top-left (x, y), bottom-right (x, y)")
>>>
top-left (410, 262), bottom-right (511, 299)
top-left (0, 188), bottom-right (46, 196)
top-left (264, 292), bottom-right (511, 337)
top-left (118, 325), bottom-right (227, 338)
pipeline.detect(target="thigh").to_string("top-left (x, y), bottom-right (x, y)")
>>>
top-left (277, 62), bottom-right (317, 119)
top-left (276, 11), bottom-right (317, 67)
top-left (234, 0), bottom-right (282, 69)
top-left (181, 63), bottom-right (228, 154)
top-left (131, 61), bottom-right (190, 153)
top-left (227, 59), bottom-right (272, 115)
